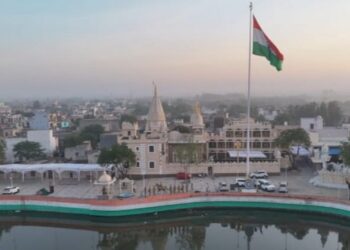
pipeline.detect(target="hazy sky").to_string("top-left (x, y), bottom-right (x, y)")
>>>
top-left (0, 0), bottom-right (349, 99)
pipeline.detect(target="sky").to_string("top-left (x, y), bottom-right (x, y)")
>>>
top-left (0, 0), bottom-right (349, 99)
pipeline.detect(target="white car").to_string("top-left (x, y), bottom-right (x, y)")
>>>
top-left (249, 171), bottom-right (268, 179)
top-left (2, 186), bottom-right (20, 195)
top-left (278, 182), bottom-right (288, 193)
top-left (235, 178), bottom-right (247, 187)
top-left (259, 180), bottom-right (276, 192)
top-left (219, 182), bottom-right (229, 192)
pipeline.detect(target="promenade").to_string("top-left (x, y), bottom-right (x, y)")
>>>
top-left (0, 167), bottom-right (348, 200)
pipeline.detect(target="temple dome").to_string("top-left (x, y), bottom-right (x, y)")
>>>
top-left (97, 171), bottom-right (113, 185)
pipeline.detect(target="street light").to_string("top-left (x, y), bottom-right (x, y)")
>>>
top-left (234, 141), bottom-right (241, 177)
top-left (9, 174), bottom-right (13, 187)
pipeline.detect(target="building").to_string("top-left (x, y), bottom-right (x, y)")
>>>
top-left (100, 133), bottom-right (118, 149)
top-left (27, 130), bottom-right (57, 156)
top-left (119, 85), bottom-right (168, 176)
top-left (119, 86), bottom-right (280, 177)
top-left (29, 110), bottom-right (50, 130)
top-left (301, 116), bottom-right (348, 164)
top-left (167, 101), bottom-right (207, 164)
top-left (208, 118), bottom-right (275, 162)
top-left (4, 137), bottom-right (26, 163)
top-left (300, 116), bottom-right (323, 131)
top-left (64, 141), bottom-right (92, 162)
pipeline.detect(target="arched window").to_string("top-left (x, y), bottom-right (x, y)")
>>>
top-left (262, 129), bottom-right (270, 137)
top-left (253, 129), bottom-right (261, 137)
top-left (235, 129), bottom-right (242, 137)
top-left (226, 129), bottom-right (234, 138)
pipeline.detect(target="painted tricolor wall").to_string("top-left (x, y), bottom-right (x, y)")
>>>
top-left (0, 193), bottom-right (350, 218)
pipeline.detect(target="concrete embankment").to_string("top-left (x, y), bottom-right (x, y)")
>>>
top-left (0, 193), bottom-right (350, 218)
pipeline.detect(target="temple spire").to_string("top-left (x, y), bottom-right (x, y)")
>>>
top-left (145, 83), bottom-right (167, 133)
top-left (191, 100), bottom-right (204, 128)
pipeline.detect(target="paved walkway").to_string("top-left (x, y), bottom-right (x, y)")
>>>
top-left (0, 167), bottom-right (349, 200)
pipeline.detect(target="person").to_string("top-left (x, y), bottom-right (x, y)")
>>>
top-left (346, 179), bottom-right (350, 200)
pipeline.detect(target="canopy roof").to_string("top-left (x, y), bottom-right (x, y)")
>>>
top-left (0, 163), bottom-right (105, 174)
top-left (227, 150), bottom-right (267, 158)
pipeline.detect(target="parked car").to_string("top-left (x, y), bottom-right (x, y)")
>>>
top-left (241, 180), bottom-right (257, 193)
top-left (176, 172), bottom-right (191, 180)
top-left (219, 182), bottom-right (229, 192)
top-left (36, 188), bottom-right (50, 196)
top-left (278, 182), bottom-right (288, 193)
top-left (249, 171), bottom-right (268, 179)
top-left (259, 180), bottom-right (276, 192)
top-left (235, 178), bottom-right (247, 187)
top-left (255, 179), bottom-right (268, 188)
top-left (2, 186), bottom-right (20, 195)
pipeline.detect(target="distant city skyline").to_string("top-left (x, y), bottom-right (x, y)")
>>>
top-left (1, 0), bottom-right (349, 99)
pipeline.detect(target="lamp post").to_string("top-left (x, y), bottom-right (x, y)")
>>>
top-left (234, 141), bottom-right (241, 177)
top-left (9, 174), bottom-right (13, 187)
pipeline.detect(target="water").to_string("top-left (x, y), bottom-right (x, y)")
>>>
top-left (0, 210), bottom-right (349, 250)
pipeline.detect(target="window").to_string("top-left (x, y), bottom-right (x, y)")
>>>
top-left (226, 140), bottom-right (234, 148)
top-left (149, 161), bottom-right (155, 168)
top-left (149, 145), bottom-right (154, 152)
top-left (136, 147), bottom-right (139, 151)
top-left (209, 141), bottom-right (216, 148)
top-left (262, 130), bottom-right (270, 137)
top-left (235, 129), bottom-right (242, 137)
top-left (136, 161), bottom-right (140, 167)
top-left (218, 140), bottom-right (225, 148)
top-left (128, 131), bottom-right (131, 136)
top-left (226, 130), bottom-right (233, 138)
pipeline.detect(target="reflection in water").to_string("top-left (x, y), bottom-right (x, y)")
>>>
top-left (0, 210), bottom-right (349, 250)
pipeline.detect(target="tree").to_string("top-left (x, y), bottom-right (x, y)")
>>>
top-left (63, 124), bottom-right (104, 149)
top-left (13, 141), bottom-right (46, 162)
top-left (326, 101), bottom-right (343, 126)
top-left (0, 139), bottom-right (5, 164)
top-left (120, 114), bottom-right (137, 125)
top-left (274, 128), bottom-right (311, 169)
top-left (172, 125), bottom-right (191, 134)
top-left (98, 143), bottom-right (136, 179)
top-left (80, 124), bottom-right (105, 149)
top-left (63, 134), bottom-right (84, 148)
top-left (341, 142), bottom-right (350, 167)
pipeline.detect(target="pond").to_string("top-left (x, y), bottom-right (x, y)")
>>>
top-left (0, 209), bottom-right (349, 250)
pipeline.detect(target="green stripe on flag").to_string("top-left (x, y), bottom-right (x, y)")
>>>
top-left (253, 41), bottom-right (282, 71)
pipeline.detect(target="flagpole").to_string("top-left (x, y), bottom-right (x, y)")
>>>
top-left (246, 2), bottom-right (253, 178)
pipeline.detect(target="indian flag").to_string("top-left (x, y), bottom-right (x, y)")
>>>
top-left (253, 16), bottom-right (284, 71)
